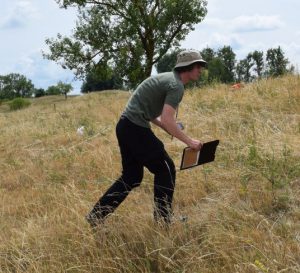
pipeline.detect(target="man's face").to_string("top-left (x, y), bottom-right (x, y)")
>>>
top-left (188, 64), bottom-right (202, 81)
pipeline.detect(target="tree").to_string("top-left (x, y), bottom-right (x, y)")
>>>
top-left (34, 88), bottom-right (46, 98)
top-left (46, 85), bottom-right (61, 96)
top-left (266, 46), bottom-right (289, 77)
top-left (236, 60), bottom-right (245, 82)
top-left (45, 0), bottom-right (207, 87)
top-left (200, 47), bottom-right (216, 64)
top-left (0, 73), bottom-right (34, 99)
top-left (217, 46), bottom-right (236, 83)
top-left (81, 63), bottom-right (122, 93)
top-left (0, 75), bottom-right (12, 99)
top-left (197, 46), bottom-right (236, 84)
top-left (46, 82), bottom-right (73, 98)
top-left (57, 81), bottom-right (73, 99)
top-left (251, 50), bottom-right (264, 78)
top-left (207, 57), bottom-right (225, 83)
top-left (190, 47), bottom-right (214, 85)
top-left (81, 72), bottom-right (116, 93)
top-left (156, 49), bottom-right (182, 73)
top-left (236, 54), bottom-right (253, 82)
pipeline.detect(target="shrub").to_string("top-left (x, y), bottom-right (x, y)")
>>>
top-left (9, 98), bottom-right (31, 111)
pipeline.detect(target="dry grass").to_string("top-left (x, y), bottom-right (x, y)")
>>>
top-left (0, 75), bottom-right (299, 273)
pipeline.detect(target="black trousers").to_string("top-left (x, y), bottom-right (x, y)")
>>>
top-left (90, 116), bottom-right (176, 223)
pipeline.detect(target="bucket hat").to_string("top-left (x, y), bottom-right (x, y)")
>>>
top-left (175, 50), bottom-right (207, 68)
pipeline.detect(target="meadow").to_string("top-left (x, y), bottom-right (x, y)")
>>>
top-left (0, 75), bottom-right (299, 273)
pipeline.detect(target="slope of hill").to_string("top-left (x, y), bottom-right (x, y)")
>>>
top-left (0, 75), bottom-right (299, 273)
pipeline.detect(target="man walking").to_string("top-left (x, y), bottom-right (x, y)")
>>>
top-left (87, 50), bottom-right (207, 227)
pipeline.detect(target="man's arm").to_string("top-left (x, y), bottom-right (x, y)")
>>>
top-left (151, 116), bottom-right (170, 134)
top-left (154, 104), bottom-right (203, 151)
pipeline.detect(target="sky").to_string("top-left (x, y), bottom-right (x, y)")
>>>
top-left (0, 0), bottom-right (299, 95)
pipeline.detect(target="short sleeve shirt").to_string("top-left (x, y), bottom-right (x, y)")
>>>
top-left (123, 71), bottom-right (184, 128)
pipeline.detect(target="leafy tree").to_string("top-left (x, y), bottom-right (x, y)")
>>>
top-left (46, 82), bottom-right (73, 98)
top-left (200, 47), bottom-right (216, 64)
top-left (236, 60), bottom-right (246, 82)
top-left (57, 81), bottom-right (73, 99)
top-left (156, 49), bottom-right (183, 73)
top-left (45, 0), bottom-right (208, 87)
top-left (207, 58), bottom-right (225, 83)
top-left (266, 46), bottom-right (289, 77)
top-left (217, 46), bottom-right (236, 83)
top-left (0, 73), bottom-right (34, 99)
top-left (81, 74), bottom-right (116, 93)
top-left (236, 59), bottom-right (247, 82)
top-left (34, 88), bottom-right (46, 98)
top-left (195, 47), bottom-right (215, 85)
top-left (251, 50), bottom-right (264, 78)
top-left (196, 46), bottom-right (235, 84)
top-left (81, 64), bottom-right (121, 93)
top-left (236, 54), bottom-right (253, 82)
top-left (46, 85), bottom-right (61, 96)
top-left (0, 75), bottom-right (12, 100)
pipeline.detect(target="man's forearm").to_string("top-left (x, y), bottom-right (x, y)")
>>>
top-left (152, 116), bottom-right (193, 146)
top-left (160, 116), bottom-right (192, 146)
top-left (159, 104), bottom-right (202, 150)
top-left (151, 117), bottom-right (170, 134)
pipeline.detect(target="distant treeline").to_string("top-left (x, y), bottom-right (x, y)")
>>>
top-left (81, 45), bottom-right (294, 92)
top-left (157, 45), bottom-right (294, 86)
top-left (0, 74), bottom-right (73, 100)
top-left (0, 45), bottom-right (294, 100)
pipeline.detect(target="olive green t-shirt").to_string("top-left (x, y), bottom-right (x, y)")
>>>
top-left (123, 71), bottom-right (184, 128)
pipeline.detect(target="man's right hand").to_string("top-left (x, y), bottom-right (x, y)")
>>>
top-left (188, 139), bottom-right (203, 151)
top-left (160, 105), bottom-right (204, 151)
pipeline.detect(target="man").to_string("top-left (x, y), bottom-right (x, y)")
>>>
top-left (87, 49), bottom-right (207, 227)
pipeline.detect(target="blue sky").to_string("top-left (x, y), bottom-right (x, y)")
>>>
top-left (1, 0), bottom-right (299, 94)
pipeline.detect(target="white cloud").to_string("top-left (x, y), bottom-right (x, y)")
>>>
top-left (280, 42), bottom-right (300, 70)
top-left (190, 13), bottom-right (287, 60)
top-left (206, 33), bottom-right (244, 50)
top-left (201, 18), bottom-right (224, 28)
top-left (0, 1), bottom-right (39, 29)
top-left (231, 14), bottom-right (284, 32)
top-left (201, 14), bottom-right (284, 33)
top-left (8, 50), bottom-right (82, 93)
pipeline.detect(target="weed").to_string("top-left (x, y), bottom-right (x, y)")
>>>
top-left (9, 97), bottom-right (31, 111)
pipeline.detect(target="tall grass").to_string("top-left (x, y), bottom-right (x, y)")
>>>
top-left (0, 75), bottom-right (299, 272)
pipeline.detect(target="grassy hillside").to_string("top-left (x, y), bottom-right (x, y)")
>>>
top-left (0, 75), bottom-right (299, 273)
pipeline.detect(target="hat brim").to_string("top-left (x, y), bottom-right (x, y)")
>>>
top-left (175, 59), bottom-right (207, 69)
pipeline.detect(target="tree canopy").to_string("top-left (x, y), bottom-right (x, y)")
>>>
top-left (156, 46), bottom-right (292, 85)
top-left (266, 46), bottom-right (289, 77)
top-left (57, 81), bottom-right (73, 99)
top-left (156, 48), bottom-right (182, 73)
top-left (81, 65), bottom-right (120, 93)
top-left (0, 73), bottom-right (34, 100)
top-left (45, 0), bottom-right (207, 87)
top-left (46, 81), bottom-right (73, 98)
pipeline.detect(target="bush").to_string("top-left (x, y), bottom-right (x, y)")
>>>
top-left (9, 98), bottom-right (31, 111)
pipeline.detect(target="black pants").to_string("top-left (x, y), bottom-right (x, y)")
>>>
top-left (90, 116), bottom-right (176, 223)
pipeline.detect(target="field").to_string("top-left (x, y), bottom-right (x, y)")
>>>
top-left (0, 75), bottom-right (299, 273)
